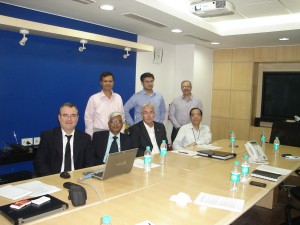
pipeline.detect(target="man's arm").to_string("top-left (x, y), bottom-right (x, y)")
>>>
top-left (124, 95), bottom-right (135, 126)
top-left (169, 100), bottom-right (181, 128)
top-left (84, 96), bottom-right (95, 136)
top-left (34, 132), bottom-right (52, 176)
top-left (172, 126), bottom-right (185, 150)
top-left (159, 96), bottom-right (167, 123)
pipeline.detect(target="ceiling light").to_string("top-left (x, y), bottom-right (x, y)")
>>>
top-left (100, 5), bottom-right (114, 10)
top-left (211, 42), bottom-right (220, 45)
top-left (171, 29), bottom-right (182, 33)
top-left (79, 39), bottom-right (87, 52)
top-left (19, 29), bottom-right (29, 46)
top-left (123, 47), bottom-right (131, 59)
top-left (279, 38), bottom-right (289, 41)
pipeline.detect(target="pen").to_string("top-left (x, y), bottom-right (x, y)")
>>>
top-left (178, 151), bottom-right (188, 154)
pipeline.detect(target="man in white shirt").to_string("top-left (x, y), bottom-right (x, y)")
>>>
top-left (173, 107), bottom-right (211, 150)
top-left (84, 72), bottom-right (124, 136)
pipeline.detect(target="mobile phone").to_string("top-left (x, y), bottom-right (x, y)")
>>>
top-left (249, 181), bottom-right (266, 188)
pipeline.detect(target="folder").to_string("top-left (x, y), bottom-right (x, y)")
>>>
top-left (197, 150), bottom-right (236, 160)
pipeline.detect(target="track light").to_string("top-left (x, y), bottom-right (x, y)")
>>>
top-left (19, 29), bottom-right (29, 46)
top-left (79, 39), bottom-right (87, 52)
top-left (123, 47), bottom-right (131, 59)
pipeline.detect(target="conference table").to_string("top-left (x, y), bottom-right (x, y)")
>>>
top-left (1, 139), bottom-right (300, 225)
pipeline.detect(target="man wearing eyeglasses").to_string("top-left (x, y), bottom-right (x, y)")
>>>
top-left (169, 80), bottom-right (203, 143)
top-left (129, 104), bottom-right (168, 157)
top-left (34, 102), bottom-right (92, 176)
top-left (86, 112), bottom-right (132, 165)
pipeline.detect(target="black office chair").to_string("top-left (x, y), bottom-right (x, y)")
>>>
top-left (285, 187), bottom-right (300, 225)
top-left (270, 121), bottom-right (300, 197)
top-left (269, 121), bottom-right (300, 147)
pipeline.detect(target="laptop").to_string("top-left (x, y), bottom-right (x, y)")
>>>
top-left (90, 148), bottom-right (138, 180)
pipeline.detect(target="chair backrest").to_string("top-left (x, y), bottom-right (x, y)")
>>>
top-left (269, 121), bottom-right (300, 147)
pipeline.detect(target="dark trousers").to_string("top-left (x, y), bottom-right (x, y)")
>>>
top-left (171, 127), bottom-right (180, 143)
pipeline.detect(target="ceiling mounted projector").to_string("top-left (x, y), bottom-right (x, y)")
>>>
top-left (190, 0), bottom-right (235, 18)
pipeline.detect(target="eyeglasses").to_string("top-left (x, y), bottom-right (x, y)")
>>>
top-left (142, 111), bottom-right (154, 115)
top-left (60, 114), bottom-right (78, 119)
top-left (109, 120), bottom-right (123, 125)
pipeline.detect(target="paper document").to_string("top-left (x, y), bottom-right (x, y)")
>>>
top-left (15, 181), bottom-right (61, 197)
top-left (0, 185), bottom-right (32, 200)
top-left (197, 144), bottom-right (222, 150)
top-left (194, 192), bottom-right (244, 212)
top-left (133, 159), bottom-right (160, 169)
top-left (172, 149), bottom-right (199, 156)
top-left (256, 165), bottom-right (292, 175)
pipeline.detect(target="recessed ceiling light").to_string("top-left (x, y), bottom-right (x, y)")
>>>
top-left (171, 29), bottom-right (182, 33)
top-left (100, 5), bottom-right (114, 10)
top-left (211, 42), bottom-right (220, 45)
top-left (279, 37), bottom-right (289, 41)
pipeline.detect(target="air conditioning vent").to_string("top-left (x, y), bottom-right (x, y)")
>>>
top-left (123, 13), bottom-right (168, 28)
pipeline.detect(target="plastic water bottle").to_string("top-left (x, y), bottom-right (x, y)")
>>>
top-left (241, 155), bottom-right (250, 183)
top-left (230, 161), bottom-right (240, 191)
top-left (273, 136), bottom-right (280, 157)
top-left (230, 131), bottom-right (236, 152)
top-left (160, 140), bottom-right (167, 164)
top-left (144, 146), bottom-right (152, 172)
top-left (260, 131), bottom-right (266, 152)
top-left (101, 215), bottom-right (112, 225)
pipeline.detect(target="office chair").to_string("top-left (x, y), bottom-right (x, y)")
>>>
top-left (270, 121), bottom-right (300, 197)
top-left (285, 186), bottom-right (300, 225)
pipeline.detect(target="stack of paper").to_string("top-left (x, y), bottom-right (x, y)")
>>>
top-left (194, 192), bottom-right (244, 212)
top-left (0, 181), bottom-right (61, 200)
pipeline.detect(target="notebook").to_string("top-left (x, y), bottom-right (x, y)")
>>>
top-left (91, 148), bottom-right (138, 180)
top-left (0, 194), bottom-right (68, 225)
top-left (251, 169), bottom-right (282, 182)
top-left (197, 150), bottom-right (236, 160)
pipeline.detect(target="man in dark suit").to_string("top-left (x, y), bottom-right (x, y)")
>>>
top-left (129, 103), bottom-right (168, 157)
top-left (86, 112), bottom-right (132, 166)
top-left (34, 102), bottom-right (92, 177)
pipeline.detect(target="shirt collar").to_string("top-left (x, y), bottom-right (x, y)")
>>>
top-left (109, 131), bottom-right (120, 139)
top-left (61, 129), bottom-right (75, 137)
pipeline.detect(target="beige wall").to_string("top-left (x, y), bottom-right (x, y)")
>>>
top-left (212, 45), bottom-right (300, 141)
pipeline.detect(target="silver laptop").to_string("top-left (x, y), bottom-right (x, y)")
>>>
top-left (91, 148), bottom-right (138, 180)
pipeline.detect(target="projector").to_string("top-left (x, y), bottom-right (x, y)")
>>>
top-left (190, 0), bottom-right (235, 18)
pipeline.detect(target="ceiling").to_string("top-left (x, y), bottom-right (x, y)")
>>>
top-left (1, 0), bottom-right (300, 49)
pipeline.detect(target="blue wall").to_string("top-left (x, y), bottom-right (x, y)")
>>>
top-left (0, 3), bottom-right (137, 174)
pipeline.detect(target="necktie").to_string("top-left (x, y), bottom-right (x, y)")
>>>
top-left (110, 136), bottom-right (118, 153)
top-left (64, 135), bottom-right (72, 171)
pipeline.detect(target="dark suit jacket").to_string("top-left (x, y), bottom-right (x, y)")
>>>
top-left (34, 127), bottom-right (92, 177)
top-left (86, 131), bottom-right (133, 166)
top-left (129, 121), bottom-right (169, 157)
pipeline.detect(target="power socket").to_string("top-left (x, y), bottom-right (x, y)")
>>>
top-left (34, 137), bottom-right (41, 145)
top-left (21, 138), bottom-right (33, 146)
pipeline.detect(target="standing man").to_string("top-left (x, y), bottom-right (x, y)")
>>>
top-left (34, 102), bottom-right (92, 177)
top-left (84, 71), bottom-right (124, 136)
top-left (169, 80), bottom-right (203, 143)
top-left (129, 103), bottom-right (168, 157)
top-left (124, 72), bottom-right (166, 126)
top-left (86, 112), bottom-right (132, 166)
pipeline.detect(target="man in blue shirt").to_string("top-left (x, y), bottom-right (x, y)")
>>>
top-left (124, 72), bottom-right (166, 126)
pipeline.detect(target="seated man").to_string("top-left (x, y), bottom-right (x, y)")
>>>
top-left (86, 112), bottom-right (132, 166)
top-left (172, 107), bottom-right (211, 149)
top-left (34, 102), bottom-right (92, 177)
top-left (129, 103), bottom-right (168, 157)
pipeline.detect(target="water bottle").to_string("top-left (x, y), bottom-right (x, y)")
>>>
top-left (230, 161), bottom-right (240, 191)
top-left (101, 215), bottom-right (112, 225)
top-left (260, 131), bottom-right (266, 152)
top-left (230, 131), bottom-right (236, 152)
top-left (241, 155), bottom-right (250, 183)
top-left (160, 140), bottom-right (167, 165)
top-left (273, 136), bottom-right (280, 157)
top-left (144, 146), bottom-right (152, 172)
